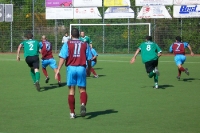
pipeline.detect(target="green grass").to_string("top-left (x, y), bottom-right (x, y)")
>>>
top-left (0, 54), bottom-right (200, 133)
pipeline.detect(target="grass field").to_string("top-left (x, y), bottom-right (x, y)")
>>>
top-left (0, 54), bottom-right (200, 133)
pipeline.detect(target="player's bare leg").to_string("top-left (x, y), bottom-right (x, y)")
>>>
top-left (68, 86), bottom-right (76, 119)
top-left (79, 87), bottom-right (87, 117)
top-left (177, 64), bottom-right (189, 79)
top-left (90, 67), bottom-right (98, 78)
top-left (54, 69), bottom-right (61, 87)
top-left (42, 67), bottom-right (49, 83)
top-left (34, 68), bottom-right (40, 92)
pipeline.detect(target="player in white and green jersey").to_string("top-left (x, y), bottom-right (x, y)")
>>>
top-left (80, 31), bottom-right (92, 44)
top-left (130, 36), bottom-right (162, 89)
top-left (17, 33), bottom-right (41, 91)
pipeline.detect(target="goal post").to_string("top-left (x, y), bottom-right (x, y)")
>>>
top-left (70, 23), bottom-right (151, 54)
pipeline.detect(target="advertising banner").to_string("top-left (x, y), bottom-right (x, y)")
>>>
top-left (135, 0), bottom-right (173, 6)
top-left (46, 8), bottom-right (73, 19)
top-left (104, 0), bottom-right (131, 7)
top-left (104, 7), bottom-right (134, 19)
top-left (73, 0), bottom-right (102, 7)
top-left (46, 0), bottom-right (72, 7)
top-left (173, 5), bottom-right (200, 18)
top-left (0, 4), bottom-right (4, 22)
top-left (174, 0), bottom-right (200, 5)
top-left (73, 7), bottom-right (102, 19)
top-left (5, 4), bottom-right (13, 22)
top-left (137, 6), bottom-right (172, 19)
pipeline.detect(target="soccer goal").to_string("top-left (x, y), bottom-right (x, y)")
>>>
top-left (70, 23), bottom-right (151, 54)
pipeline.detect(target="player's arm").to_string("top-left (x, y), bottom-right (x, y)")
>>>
top-left (187, 44), bottom-right (194, 56)
top-left (156, 44), bottom-right (162, 58)
top-left (17, 44), bottom-right (23, 61)
top-left (55, 43), bottom-right (68, 79)
top-left (39, 42), bottom-right (42, 54)
top-left (169, 44), bottom-right (173, 53)
top-left (91, 49), bottom-right (97, 60)
top-left (130, 48), bottom-right (140, 64)
top-left (86, 44), bottom-right (92, 76)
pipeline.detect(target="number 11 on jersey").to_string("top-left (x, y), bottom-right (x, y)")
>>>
top-left (73, 43), bottom-right (81, 57)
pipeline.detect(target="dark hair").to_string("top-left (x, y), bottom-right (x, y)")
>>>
top-left (175, 36), bottom-right (181, 42)
top-left (71, 28), bottom-right (79, 38)
top-left (26, 33), bottom-right (33, 39)
top-left (146, 36), bottom-right (152, 41)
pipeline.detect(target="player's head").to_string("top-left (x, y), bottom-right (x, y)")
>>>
top-left (146, 36), bottom-right (152, 41)
top-left (41, 35), bottom-right (47, 41)
top-left (80, 31), bottom-right (85, 37)
top-left (71, 28), bottom-right (79, 39)
top-left (65, 32), bottom-right (68, 36)
top-left (26, 33), bottom-right (33, 39)
top-left (175, 36), bottom-right (181, 42)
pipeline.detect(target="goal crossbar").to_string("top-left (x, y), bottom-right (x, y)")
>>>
top-left (70, 23), bottom-right (151, 36)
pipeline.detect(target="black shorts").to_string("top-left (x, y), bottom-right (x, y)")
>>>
top-left (25, 55), bottom-right (40, 69)
top-left (145, 59), bottom-right (158, 73)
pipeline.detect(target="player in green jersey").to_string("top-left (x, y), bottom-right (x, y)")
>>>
top-left (130, 36), bottom-right (162, 89)
top-left (80, 31), bottom-right (92, 44)
top-left (17, 33), bottom-right (41, 92)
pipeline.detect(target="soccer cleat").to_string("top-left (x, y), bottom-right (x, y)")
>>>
top-left (35, 81), bottom-right (40, 92)
top-left (93, 75), bottom-right (99, 78)
top-left (80, 104), bottom-right (86, 117)
top-left (45, 77), bottom-right (50, 83)
top-left (185, 68), bottom-right (189, 76)
top-left (153, 83), bottom-right (158, 89)
top-left (154, 67), bottom-right (160, 76)
top-left (58, 81), bottom-right (61, 87)
top-left (70, 113), bottom-right (76, 119)
top-left (177, 76), bottom-right (180, 80)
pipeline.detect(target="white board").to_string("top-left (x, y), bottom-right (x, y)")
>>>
top-left (173, 5), bottom-right (200, 18)
top-left (73, 7), bottom-right (102, 19)
top-left (46, 8), bottom-right (73, 19)
top-left (137, 6), bottom-right (172, 19)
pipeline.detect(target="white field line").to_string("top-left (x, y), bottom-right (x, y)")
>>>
top-left (0, 58), bottom-right (199, 63)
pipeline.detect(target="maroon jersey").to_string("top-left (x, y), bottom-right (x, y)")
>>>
top-left (65, 40), bottom-right (88, 67)
top-left (41, 41), bottom-right (53, 59)
top-left (172, 42), bottom-right (185, 55)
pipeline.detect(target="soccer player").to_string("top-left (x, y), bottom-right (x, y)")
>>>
top-left (130, 36), bottom-right (162, 89)
top-left (17, 33), bottom-right (41, 91)
top-left (169, 36), bottom-right (194, 80)
top-left (55, 28), bottom-right (92, 119)
top-left (62, 32), bottom-right (70, 44)
top-left (39, 35), bottom-right (61, 86)
top-left (90, 44), bottom-right (99, 78)
top-left (80, 31), bottom-right (92, 44)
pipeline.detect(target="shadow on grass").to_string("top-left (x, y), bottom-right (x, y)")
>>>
top-left (94, 68), bottom-right (103, 70)
top-left (182, 78), bottom-right (199, 82)
top-left (87, 75), bottom-right (106, 78)
top-left (41, 82), bottom-right (67, 91)
top-left (83, 109), bottom-right (118, 119)
top-left (158, 84), bottom-right (174, 89)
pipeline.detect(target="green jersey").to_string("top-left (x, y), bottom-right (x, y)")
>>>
top-left (139, 41), bottom-right (162, 63)
top-left (80, 36), bottom-right (92, 44)
top-left (20, 39), bottom-right (40, 58)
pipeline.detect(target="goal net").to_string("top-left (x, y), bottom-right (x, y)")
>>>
top-left (70, 23), bottom-right (151, 54)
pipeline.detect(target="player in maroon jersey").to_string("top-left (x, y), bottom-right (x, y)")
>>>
top-left (39, 35), bottom-right (61, 86)
top-left (55, 28), bottom-right (92, 119)
top-left (169, 36), bottom-right (194, 80)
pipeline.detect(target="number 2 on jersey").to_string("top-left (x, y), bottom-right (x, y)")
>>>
top-left (175, 43), bottom-right (180, 51)
top-left (73, 43), bottom-right (81, 57)
top-left (29, 43), bottom-right (33, 51)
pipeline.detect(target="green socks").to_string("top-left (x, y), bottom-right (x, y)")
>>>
top-left (30, 69), bottom-right (36, 83)
top-left (154, 74), bottom-right (158, 83)
top-left (149, 71), bottom-right (154, 78)
top-left (35, 72), bottom-right (40, 82)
